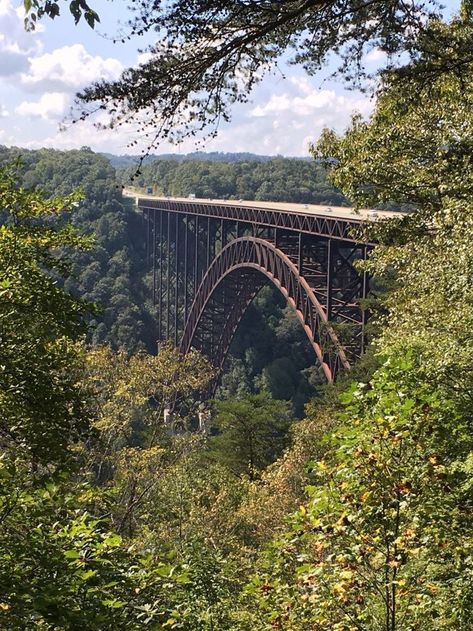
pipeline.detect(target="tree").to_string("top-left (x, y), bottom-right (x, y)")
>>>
top-left (81, 343), bottom-right (214, 534)
top-left (25, 0), bottom-right (442, 157)
top-left (209, 392), bottom-right (292, 479)
top-left (130, 442), bottom-right (254, 630)
top-left (0, 472), bottom-right (159, 630)
top-left (237, 16), bottom-right (473, 628)
top-left (314, 14), bottom-right (473, 409)
top-left (0, 451), bottom-right (211, 630)
top-left (234, 13), bottom-right (473, 630)
top-left (121, 157), bottom-right (347, 205)
top-left (24, 0), bottom-right (99, 29)
top-left (0, 166), bottom-right (221, 629)
top-left (0, 164), bottom-right (93, 466)
top-left (0, 146), bottom-right (156, 354)
top-left (245, 355), bottom-right (473, 630)
top-left (315, 17), bottom-right (473, 214)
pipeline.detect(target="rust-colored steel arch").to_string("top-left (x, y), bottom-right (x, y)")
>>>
top-left (179, 236), bottom-right (351, 383)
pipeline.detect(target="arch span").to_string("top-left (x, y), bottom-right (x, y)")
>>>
top-left (179, 237), bottom-right (351, 384)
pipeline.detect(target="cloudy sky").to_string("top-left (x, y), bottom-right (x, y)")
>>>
top-left (0, 0), bottom-right (459, 156)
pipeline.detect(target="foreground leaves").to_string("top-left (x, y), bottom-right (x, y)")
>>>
top-left (0, 165), bottom-right (93, 466)
top-left (245, 356), bottom-right (473, 630)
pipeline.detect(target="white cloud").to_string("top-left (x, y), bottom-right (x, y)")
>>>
top-left (194, 74), bottom-right (375, 156)
top-left (0, 124), bottom-right (21, 145)
top-left (0, 4), bottom-right (373, 159)
top-left (288, 76), bottom-right (316, 96)
top-left (136, 51), bottom-right (154, 65)
top-left (246, 78), bottom-right (373, 155)
top-left (0, 0), bottom-right (43, 77)
top-left (7, 69), bottom-right (375, 157)
top-left (22, 115), bottom-right (151, 154)
top-left (20, 43), bottom-right (123, 93)
top-left (16, 92), bottom-right (70, 119)
top-left (0, 40), bottom-right (30, 76)
top-left (252, 94), bottom-right (292, 117)
top-left (0, 104), bottom-right (8, 117)
top-left (251, 87), bottom-right (371, 119)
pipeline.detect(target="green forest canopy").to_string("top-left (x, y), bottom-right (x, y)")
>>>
top-left (121, 156), bottom-right (348, 205)
top-left (3, 5), bottom-right (473, 629)
top-left (0, 146), bottom-right (343, 413)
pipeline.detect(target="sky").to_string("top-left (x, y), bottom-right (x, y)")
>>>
top-left (0, 0), bottom-right (461, 157)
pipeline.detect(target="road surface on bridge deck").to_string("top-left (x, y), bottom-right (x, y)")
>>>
top-left (123, 189), bottom-right (403, 222)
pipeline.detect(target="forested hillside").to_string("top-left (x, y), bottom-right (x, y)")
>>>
top-left (0, 146), bottom-right (338, 412)
top-left (103, 151), bottom-right (299, 168)
top-left (3, 0), bottom-right (473, 628)
top-left (0, 146), bottom-right (155, 353)
top-left (120, 157), bottom-right (348, 205)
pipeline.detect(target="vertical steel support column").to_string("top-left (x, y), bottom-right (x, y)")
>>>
top-left (298, 231), bottom-right (303, 275)
top-left (158, 210), bottom-right (163, 342)
top-left (206, 217), bottom-right (211, 269)
top-left (208, 218), bottom-right (214, 356)
top-left (146, 210), bottom-right (151, 264)
top-left (184, 215), bottom-right (189, 327)
top-left (174, 213), bottom-right (180, 347)
top-left (326, 238), bottom-right (333, 320)
top-left (195, 215), bottom-right (200, 289)
top-left (152, 209), bottom-right (156, 305)
top-left (166, 210), bottom-right (171, 341)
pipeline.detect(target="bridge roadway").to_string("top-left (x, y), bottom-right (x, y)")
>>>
top-left (131, 190), bottom-right (402, 388)
top-left (125, 189), bottom-right (400, 222)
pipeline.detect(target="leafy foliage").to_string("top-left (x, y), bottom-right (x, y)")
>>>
top-left (123, 157), bottom-right (348, 205)
top-left (315, 15), bottom-right (473, 403)
top-left (0, 146), bottom-right (155, 353)
top-left (0, 164), bottom-right (92, 466)
top-left (245, 356), bottom-right (473, 630)
top-left (24, 0), bottom-right (99, 30)
top-left (107, 151), bottom-right (305, 168)
top-left (82, 343), bottom-right (214, 535)
top-left (0, 146), bottom-right (331, 412)
top-left (0, 168), bottom-right (228, 630)
top-left (0, 469), bottom-right (145, 630)
top-left (315, 19), bottom-right (473, 214)
top-left (8, 8), bottom-right (473, 630)
top-left (0, 166), bottom-right (166, 628)
top-left (237, 13), bottom-right (473, 631)
top-left (219, 286), bottom-right (325, 416)
top-left (72, 0), bottom-right (440, 156)
top-left (209, 392), bottom-right (291, 479)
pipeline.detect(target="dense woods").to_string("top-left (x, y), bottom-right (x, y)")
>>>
top-left (2, 1), bottom-right (473, 629)
top-left (122, 157), bottom-right (348, 205)
top-left (0, 146), bottom-right (154, 353)
top-left (0, 146), bottom-right (338, 414)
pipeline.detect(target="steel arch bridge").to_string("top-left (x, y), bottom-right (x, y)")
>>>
top-left (137, 195), bottom-right (376, 392)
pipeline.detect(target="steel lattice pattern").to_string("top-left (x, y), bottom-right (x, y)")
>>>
top-left (141, 199), bottom-right (370, 391)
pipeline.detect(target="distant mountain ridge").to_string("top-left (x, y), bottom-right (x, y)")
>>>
top-left (102, 151), bottom-right (312, 168)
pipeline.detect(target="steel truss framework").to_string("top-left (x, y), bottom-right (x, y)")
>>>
top-left (140, 199), bottom-right (370, 391)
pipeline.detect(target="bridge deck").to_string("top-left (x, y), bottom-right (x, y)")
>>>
top-left (130, 190), bottom-right (402, 242)
top-left (126, 190), bottom-right (400, 221)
